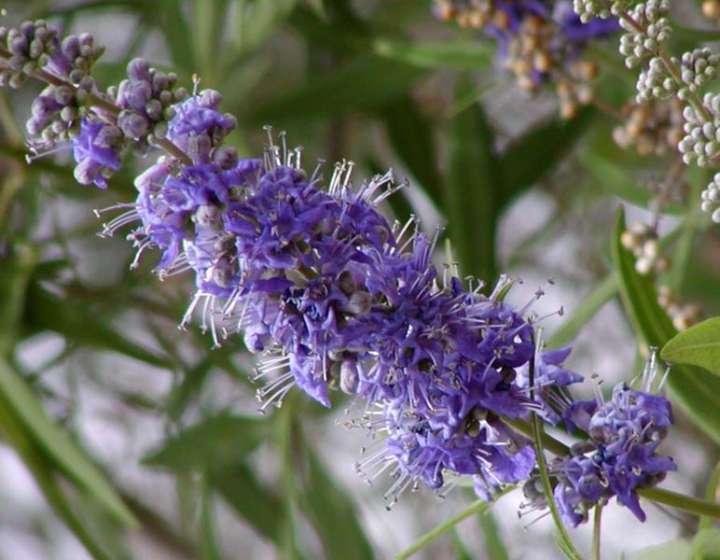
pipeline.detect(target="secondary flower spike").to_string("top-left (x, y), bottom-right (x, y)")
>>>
top-left (433, 0), bottom-right (618, 117)
top-left (552, 356), bottom-right (675, 526)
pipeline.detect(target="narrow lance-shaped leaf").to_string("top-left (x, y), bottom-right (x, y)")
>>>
top-left (446, 76), bottom-right (500, 283)
top-left (297, 445), bottom-right (374, 560)
top-left (214, 463), bottom-right (284, 544)
top-left (611, 209), bottom-right (720, 444)
top-left (372, 38), bottom-right (492, 70)
top-left (0, 243), bottom-right (36, 355)
top-left (498, 108), bottom-right (595, 209)
top-left (143, 413), bottom-right (268, 473)
top-left (0, 398), bottom-right (121, 560)
top-left (247, 55), bottom-right (427, 124)
top-left (23, 282), bottom-right (170, 369)
top-left (381, 94), bottom-right (443, 208)
top-left (0, 357), bottom-right (138, 527)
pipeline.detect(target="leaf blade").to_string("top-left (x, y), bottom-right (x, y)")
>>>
top-left (143, 413), bottom-right (268, 473)
top-left (446, 78), bottom-right (500, 283)
top-left (611, 209), bottom-right (720, 444)
top-left (661, 318), bottom-right (720, 376)
top-left (0, 357), bottom-right (138, 527)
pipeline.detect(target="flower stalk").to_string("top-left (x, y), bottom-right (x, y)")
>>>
top-left (0, 44), bottom-right (192, 165)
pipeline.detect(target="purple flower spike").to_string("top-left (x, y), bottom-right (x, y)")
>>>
top-left (552, 358), bottom-right (675, 527)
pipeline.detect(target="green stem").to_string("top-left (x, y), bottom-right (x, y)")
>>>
top-left (0, 46), bottom-right (192, 165)
top-left (200, 477), bottom-right (221, 560)
top-left (529, 414), bottom-right (583, 560)
top-left (592, 505), bottom-right (603, 560)
top-left (525, 345), bottom-right (582, 560)
top-left (394, 487), bottom-right (514, 560)
top-left (501, 417), bottom-right (570, 456)
top-left (700, 461), bottom-right (720, 530)
top-left (638, 487), bottom-right (720, 519)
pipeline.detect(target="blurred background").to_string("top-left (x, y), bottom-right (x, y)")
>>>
top-left (0, 0), bottom-right (719, 558)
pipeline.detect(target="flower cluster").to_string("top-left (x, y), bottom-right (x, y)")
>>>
top-left (433, 0), bottom-right (618, 117)
top-left (94, 83), bottom-right (589, 503)
top-left (620, 222), bottom-right (668, 276)
top-left (1, 17), bottom-right (682, 526)
top-left (110, 58), bottom-right (188, 145)
top-left (577, 0), bottom-right (720, 222)
top-left (552, 372), bottom-right (675, 527)
top-left (657, 286), bottom-right (702, 332)
top-left (612, 99), bottom-right (684, 156)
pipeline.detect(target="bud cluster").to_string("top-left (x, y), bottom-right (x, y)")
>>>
top-left (701, 172), bottom-right (720, 223)
top-left (657, 286), bottom-right (703, 331)
top-left (583, 0), bottom-right (720, 223)
top-left (620, 222), bottom-right (668, 276)
top-left (110, 58), bottom-right (188, 147)
top-left (572, 0), bottom-right (629, 23)
top-left (0, 20), bottom-right (58, 87)
top-left (618, 0), bottom-right (671, 69)
top-left (613, 99), bottom-right (683, 156)
top-left (677, 96), bottom-right (720, 168)
top-left (637, 49), bottom-right (720, 105)
top-left (433, 1), bottom-right (618, 118)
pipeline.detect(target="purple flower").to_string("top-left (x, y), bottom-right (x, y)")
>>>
top-left (96, 128), bottom-right (582, 502)
top-left (356, 402), bottom-right (536, 507)
top-left (113, 58), bottom-right (187, 143)
top-left (72, 118), bottom-right (122, 189)
top-left (433, 0), bottom-right (618, 97)
top-left (167, 90), bottom-right (236, 163)
top-left (552, 380), bottom-right (675, 527)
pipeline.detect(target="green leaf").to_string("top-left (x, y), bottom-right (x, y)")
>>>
top-left (247, 55), bottom-right (427, 124)
top-left (0, 243), bottom-right (37, 354)
top-left (214, 463), bottom-right (283, 543)
top-left (0, 357), bottom-right (137, 527)
top-left (581, 152), bottom-right (684, 215)
top-left (479, 512), bottom-right (509, 560)
top-left (381, 94), bottom-right (442, 207)
top-left (498, 109), bottom-right (595, 208)
top-left (446, 77), bottom-right (500, 283)
top-left (143, 413), bottom-right (268, 473)
top-left (298, 447), bottom-right (374, 560)
top-left (234, 0), bottom-right (299, 55)
top-left (156, 0), bottom-right (196, 74)
top-left (23, 282), bottom-right (170, 369)
top-left (629, 529), bottom-right (720, 560)
top-left (700, 462), bottom-right (720, 531)
top-left (0, 400), bottom-right (122, 560)
top-left (662, 318), bottom-right (720, 376)
top-left (372, 38), bottom-right (492, 70)
top-left (547, 274), bottom-right (618, 348)
top-left (692, 529), bottom-right (720, 560)
top-left (200, 478), bottom-right (222, 560)
top-left (611, 209), bottom-right (720, 444)
top-left (394, 487), bottom-right (515, 560)
top-left (629, 539), bottom-right (692, 560)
